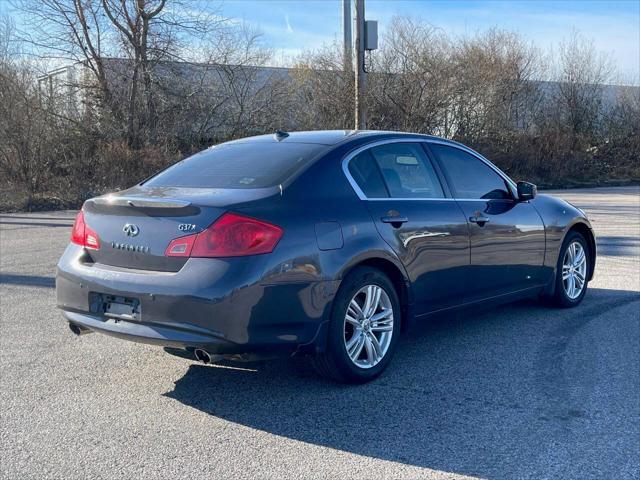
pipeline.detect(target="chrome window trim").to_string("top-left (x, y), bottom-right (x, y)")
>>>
top-left (341, 137), bottom-right (517, 201)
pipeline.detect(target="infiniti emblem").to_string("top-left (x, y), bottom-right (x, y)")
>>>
top-left (123, 224), bottom-right (140, 237)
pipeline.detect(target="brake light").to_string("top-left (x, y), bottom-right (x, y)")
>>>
top-left (70, 211), bottom-right (100, 250)
top-left (165, 213), bottom-right (282, 258)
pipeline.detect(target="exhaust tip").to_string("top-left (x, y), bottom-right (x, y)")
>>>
top-left (68, 322), bottom-right (92, 336)
top-left (194, 348), bottom-right (212, 364)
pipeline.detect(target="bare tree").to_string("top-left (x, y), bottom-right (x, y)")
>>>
top-left (0, 17), bottom-right (53, 199)
top-left (553, 31), bottom-right (614, 140)
top-left (449, 28), bottom-right (544, 144)
top-left (600, 85), bottom-right (640, 178)
top-left (0, 14), bottom-right (12, 60)
top-left (137, 22), bottom-right (288, 146)
top-left (14, 1), bottom-right (122, 129)
top-left (13, 0), bottom-right (225, 147)
top-left (289, 43), bottom-right (355, 130)
top-left (367, 17), bottom-right (453, 134)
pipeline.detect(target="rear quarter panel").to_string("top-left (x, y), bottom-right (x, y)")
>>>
top-left (235, 142), bottom-right (411, 336)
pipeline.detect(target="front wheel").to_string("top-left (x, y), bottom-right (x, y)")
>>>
top-left (311, 267), bottom-right (401, 383)
top-left (551, 231), bottom-right (590, 307)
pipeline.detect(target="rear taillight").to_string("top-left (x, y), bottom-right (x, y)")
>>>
top-left (165, 213), bottom-right (282, 258)
top-left (70, 211), bottom-right (100, 250)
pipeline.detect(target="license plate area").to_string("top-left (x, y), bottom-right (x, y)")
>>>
top-left (89, 293), bottom-right (141, 321)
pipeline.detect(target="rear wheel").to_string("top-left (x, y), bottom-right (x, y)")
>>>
top-left (551, 231), bottom-right (590, 307)
top-left (311, 267), bottom-right (401, 383)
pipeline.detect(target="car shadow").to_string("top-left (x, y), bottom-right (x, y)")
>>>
top-left (0, 273), bottom-right (55, 288)
top-left (596, 235), bottom-right (640, 257)
top-left (164, 287), bottom-right (639, 478)
top-left (0, 215), bottom-right (76, 221)
top-left (0, 220), bottom-right (73, 228)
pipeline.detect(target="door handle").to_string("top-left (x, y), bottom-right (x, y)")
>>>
top-left (381, 216), bottom-right (409, 225)
top-left (469, 215), bottom-right (490, 226)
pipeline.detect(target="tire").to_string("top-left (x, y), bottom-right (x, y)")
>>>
top-left (550, 230), bottom-right (590, 308)
top-left (311, 266), bottom-right (402, 384)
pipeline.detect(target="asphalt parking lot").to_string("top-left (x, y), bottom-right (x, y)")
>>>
top-left (1, 186), bottom-right (638, 480)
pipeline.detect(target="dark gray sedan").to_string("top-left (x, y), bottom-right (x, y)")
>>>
top-left (56, 130), bottom-right (596, 383)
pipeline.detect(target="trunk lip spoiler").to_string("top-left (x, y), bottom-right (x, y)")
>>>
top-left (91, 196), bottom-right (192, 209)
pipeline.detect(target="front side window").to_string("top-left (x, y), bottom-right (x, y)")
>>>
top-left (429, 144), bottom-right (512, 200)
top-left (369, 143), bottom-right (445, 199)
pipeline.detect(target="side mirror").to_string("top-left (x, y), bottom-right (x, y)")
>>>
top-left (517, 181), bottom-right (537, 201)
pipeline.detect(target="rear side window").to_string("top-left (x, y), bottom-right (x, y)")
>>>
top-left (430, 144), bottom-right (512, 200)
top-left (369, 143), bottom-right (445, 199)
top-left (144, 142), bottom-right (325, 189)
top-left (348, 150), bottom-right (389, 198)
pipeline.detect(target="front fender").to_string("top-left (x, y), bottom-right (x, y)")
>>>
top-left (532, 194), bottom-right (596, 294)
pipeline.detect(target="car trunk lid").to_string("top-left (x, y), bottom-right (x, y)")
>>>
top-left (81, 185), bottom-right (278, 272)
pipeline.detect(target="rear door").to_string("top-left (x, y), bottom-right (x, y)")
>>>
top-left (428, 142), bottom-right (546, 302)
top-left (346, 141), bottom-right (470, 314)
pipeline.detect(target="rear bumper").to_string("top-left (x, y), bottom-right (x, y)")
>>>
top-left (62, 310), bottom-right (241, 352)
top-left (57, 244), bottom-right (337, 355)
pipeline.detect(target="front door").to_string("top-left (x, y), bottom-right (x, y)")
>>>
top-left (428, 143), bottom-right (546, 302)
top-left (346, 142), bottom-right (470, 314)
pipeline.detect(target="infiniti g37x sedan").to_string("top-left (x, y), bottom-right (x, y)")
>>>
top-left (57, 130), bottom-right (596, 383)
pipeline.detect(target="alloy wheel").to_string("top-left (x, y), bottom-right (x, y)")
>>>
top-left (562, 241), bottom-right (587, 300)
top-left (343, 284), bottom-right (394, 369)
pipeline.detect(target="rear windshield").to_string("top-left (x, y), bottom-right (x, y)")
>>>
top-left (143, 142), bottom-right (326, 189)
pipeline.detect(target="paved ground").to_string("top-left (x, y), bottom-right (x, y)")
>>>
top-left (1, 187), bottom-right (638, 480)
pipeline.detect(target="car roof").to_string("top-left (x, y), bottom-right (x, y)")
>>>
top-left (223, 130), bottom-right (457, 147)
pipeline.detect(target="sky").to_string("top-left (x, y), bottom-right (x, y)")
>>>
top-left (2, 0), bottom-right (639, 81)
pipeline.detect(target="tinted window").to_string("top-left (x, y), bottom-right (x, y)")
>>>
top-left (348, 150), bottom-right (389, 198)
top-left (144, 142), bottom-right (325, 189)
top-left (369, 143), bottom-right (444, 199)
top-left (430, 144), bottom-right (512, 200)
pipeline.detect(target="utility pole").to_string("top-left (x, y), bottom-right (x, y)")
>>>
top-left (354, 0), bottom-right (365, 130)
top-left (342, 0), bottom-right (352, 74)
